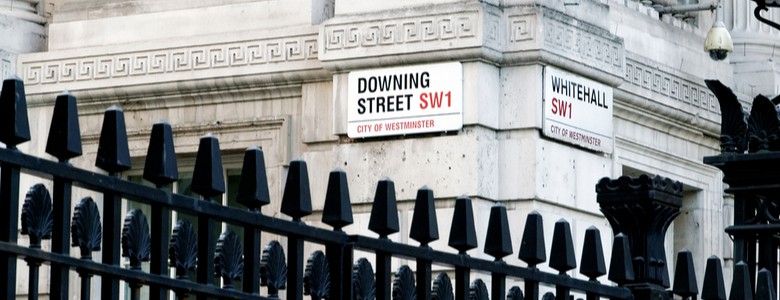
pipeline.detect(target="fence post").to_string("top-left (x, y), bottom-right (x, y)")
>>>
top-left (597, 175), bottom-right (683, 300)
top-left (322, 168), bottom-right (353, 300)
top-left (191, 134), bottom-right (225, 299)
top-left (281, 159), bottom-right (313, 300)
top-left (144, 121), bottom-right (179, 300)
top-left (96, 105), bottom-right (132, 299)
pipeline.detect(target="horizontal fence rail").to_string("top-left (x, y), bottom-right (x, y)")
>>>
top-left (0, 77), bottom-right (752, 300)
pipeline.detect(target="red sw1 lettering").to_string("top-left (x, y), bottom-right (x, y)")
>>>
top-left (419, 91), bottom-right (452, 109)
top-left (551, 97), bottom-right (572, 119)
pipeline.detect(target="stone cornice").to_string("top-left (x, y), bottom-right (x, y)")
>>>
top-left (18, 27), bottom-right (327, 102)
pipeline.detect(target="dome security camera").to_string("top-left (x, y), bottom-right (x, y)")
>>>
top-left (704, 21), bottom-right (733, 61)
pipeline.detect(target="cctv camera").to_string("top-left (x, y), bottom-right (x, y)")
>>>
top-left (704, 21), bottom-right (733, 61)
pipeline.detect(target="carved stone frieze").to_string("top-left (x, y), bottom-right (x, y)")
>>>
top-left (19, 33), bottom-right (320, 96)
top-left (624, 53), bottom-right (719, 116)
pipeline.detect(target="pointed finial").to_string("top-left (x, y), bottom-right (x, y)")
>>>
top-left (519, 211), bottom-right (546, 267)
top-left (410, 186), bottom-right (438, 246)
top-left (322, 168), bottom-right (352, 231)
top-left (281, 159), bottom-right (312, 221)
top-left (672, 248), bottom-right (698, 298)
top-left (579, 226), bottom-right (606, 280)
top-left (484, 205), bottom-right (512, 261)
top-left (191, 134), bottom-right (225, 199)
top-left (236, 147), bottom-right (270, 210)
top-left (0, 77), bottom-right (30, 149)
top-left (549, 219), bottom-right (576, 274)
top-left (95, 105), bottom-right (131, 173)
top-left (368, 177), bottom-right (399, 238)
top-left (46, 92), bottom-right (82, 162)
top-left (701, 256), bottom-right (726, 300)
top-left (143, 121), bottom-right (178, 186)
top-left (755, 268), bottom-right (776, 300)
top-left (608, 233), bottom-right (634, 285)
top-left (729, 261), bottom-right (752, 300)
top-left (448, 196), bottom-right (477, 253)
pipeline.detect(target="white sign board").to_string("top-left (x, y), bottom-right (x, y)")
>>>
top-left (348, 62), bottom-right (463, 138)
top-left (543, 66), bottom-right (614, 153)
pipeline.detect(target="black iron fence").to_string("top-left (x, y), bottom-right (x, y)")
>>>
top-left (0, 77), bottom-right (770, 300)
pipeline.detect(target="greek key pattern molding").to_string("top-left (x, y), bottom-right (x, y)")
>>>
top-left (323, 11), bottom-right (483, 54)
top-left (540, 11), bottom-right (624, 77)
top-left (625, 56), bottom-right (719, 114)
top-left (21, 35), bottom-right (319, 86)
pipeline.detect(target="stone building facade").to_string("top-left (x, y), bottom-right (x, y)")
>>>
top-left (2, 0), bottom-right (771, 298)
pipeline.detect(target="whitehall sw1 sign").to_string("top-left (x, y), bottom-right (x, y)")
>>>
top-left (543, 66), bottom-right (614, 153)
top-left (347, 62), bottom-right (463, 138)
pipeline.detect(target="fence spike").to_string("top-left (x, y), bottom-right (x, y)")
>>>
top-left (470, 279), bottom-right (489, 300)
top-left (121, 209), bottom-right (151, 270)
top-left (507, 286), bottom-right (524, 300)
top-left (410, 186), bottom-right (439, 247)
top-left (672, 248), bottom-right (698, 298)
top-left (579, 226), bottom-right (606, 280)
top-left (0, 77), bottom-right (30, 149)
top-left (142, 121), bottom-right (178, 186)
top-left (46, 92), bottom-right (82, 162)
top-left (519, 211), bottom-right (546, 267)
top-left (303, 250), bottom-right (330, 299)
top-left (95, 105), bottom-right (131, 173)
top-left (755, 268), bottom-right (776, 300)
top-left (608, 233), bottom-right (634, 285)
top-left (432, 273), bottom-right (454, 300)
top-left (368, 177), bottom-right (399, 238)
top-left (485, 205), bottom-right (513, 261)
top-left (71, 197), bottom-right (102, 259)
top-left (169, 219), bottom-right (197, 279)
top-left (20, 184), bottom-right (53, 248)
top-left (191, 133), bottom-right (225, 199)
top-left (281, 159), bottom-right (313, 221)
top-left (322, 168), bottom-right (353, 231)
top-left (550, 218), bottom-right (576, 274)
top-left (353, 258), bottom-right (376, 300)
top-left (448, 196), bottom-right (478, 253)
top-left (236, 146), bottom-right (270, 210)
top-left (729, 261), bottom-right (752, 300)
top-left (215, 230), bottom-right (243, 289)
top-left (701, 256), bottom-right (726, 300)
top-left (392, 265), bottom-right (416, 300)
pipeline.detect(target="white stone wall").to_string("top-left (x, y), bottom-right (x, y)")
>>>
top-left (11, 0), bottom-right (741, 298)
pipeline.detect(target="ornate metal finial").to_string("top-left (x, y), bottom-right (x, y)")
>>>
top-left (304, 250), bottom-right (330, 299)
top-left (260, 240), bottom-right (288, 295)
top-left (519, 211), bottom-right (546, 268)
top-left (281, 159), bottom-right (313, 221)
top-left (431, 273), bottom-right (453, 300)
top-left (71, 197), bottom-right (102, 259)
top-left (701, 256), bottom-right (726, 300)
top-left (507, 286), bottom-right (524, 300)
top-left (549, 219), bottom-right (576, 274)
top-left (469, 279), bottom-right (489, 300)
top-left (20, 184), bottom-right (53, 248)
top-left (121, 209), bottom-right (151, 269)
top-left (747, 95), bottom-right (780, 152)
top-left (215, 230), bottom-right (243, 289)
top-left (191, 134), bottom-right (225, 199)
top-left (169, 219), bottom-right (197, 279)
top-left (448, 196), bottom-right (477, 254)
top-left (392, 265), bottom-right (416, 300)
top-left (542, 292), bottom-right (556, 300)
top-left (352, 258), bottom-right (376, 300)
top-left (705, 80), bottom-right (748, 154)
